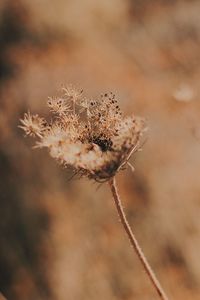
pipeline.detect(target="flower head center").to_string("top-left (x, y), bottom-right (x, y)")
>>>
top-left (91, 136), bottom-right (113, 152)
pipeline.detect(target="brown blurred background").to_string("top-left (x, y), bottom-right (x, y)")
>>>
top-left (1, 0), bottom-right (200, 299)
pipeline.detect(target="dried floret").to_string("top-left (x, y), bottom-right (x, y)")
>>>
top-left (47, 97), bottom-right (71, 115)
top-left (62, 84), bottom-right (83, 113)
top-left (20, 86), bottom-right (146, 181)
top-left (19, 111), bottom-right (46, 138)
top-left (62, 84), bottom-right (83, 100)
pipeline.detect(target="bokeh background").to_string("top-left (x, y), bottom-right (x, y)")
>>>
top-left (1, 0), bottom-right (200, 299)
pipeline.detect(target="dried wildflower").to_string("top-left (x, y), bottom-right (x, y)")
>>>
top-left (20, 87), bottom-right (145, 181)
top-left (20, 86), bottom-right (169, 300)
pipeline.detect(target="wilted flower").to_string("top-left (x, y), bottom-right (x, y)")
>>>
top-left (20, 87), bottom-right (145, 181)
top-left (19, 87), bottom-right (169, 299)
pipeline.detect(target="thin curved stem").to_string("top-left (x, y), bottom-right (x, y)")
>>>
top-left (109, 177), bottom-right (169, 300)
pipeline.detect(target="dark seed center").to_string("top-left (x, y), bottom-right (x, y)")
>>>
top-left (92, 137), bottom-right (113, 152)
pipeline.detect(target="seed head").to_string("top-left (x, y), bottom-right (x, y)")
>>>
top-left (20, 87), bottom-right (146, 181)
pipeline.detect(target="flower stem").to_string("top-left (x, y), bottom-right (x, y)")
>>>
top-left (109, 177), bottom-right (169, 300)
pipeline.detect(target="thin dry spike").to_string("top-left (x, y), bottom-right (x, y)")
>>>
top-left (127, 161), bottom-right (135, 173)
top-left (109, 177), bottom-right (169, 300)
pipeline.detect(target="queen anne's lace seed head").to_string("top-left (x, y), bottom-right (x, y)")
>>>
top-left (20, 86), bottom-right (146, 181)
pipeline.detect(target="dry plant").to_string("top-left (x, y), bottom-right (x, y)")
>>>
top-left (20, 85), bottom-right (169, 300)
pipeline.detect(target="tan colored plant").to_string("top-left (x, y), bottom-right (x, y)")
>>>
top-left (20, 85), bottom-right (169, 300)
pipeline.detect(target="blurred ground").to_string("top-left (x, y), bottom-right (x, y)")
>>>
top-left (1, 0), bottom-right (200, 299)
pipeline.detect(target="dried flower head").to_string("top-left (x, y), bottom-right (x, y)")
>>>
top-left (20, 87), bottom-right (146, 182)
